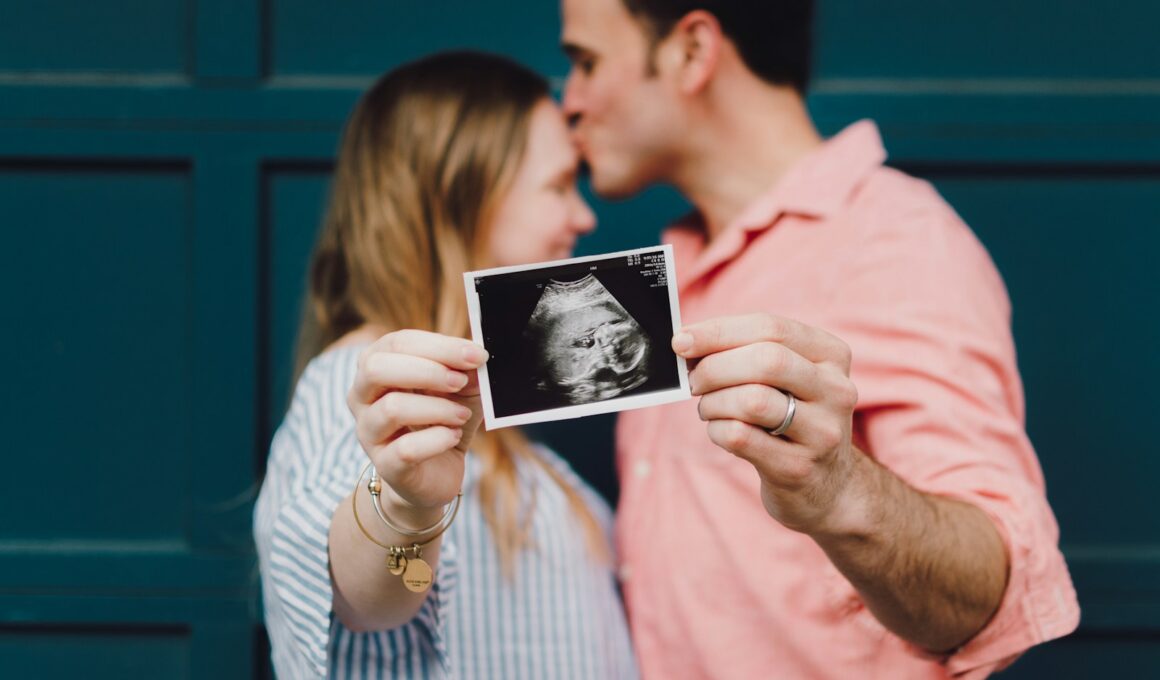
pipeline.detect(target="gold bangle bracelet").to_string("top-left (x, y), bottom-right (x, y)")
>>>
top-left (351, 466), bottom-right (461, 549)
top-left (350, 467), bottom-right (462, 593)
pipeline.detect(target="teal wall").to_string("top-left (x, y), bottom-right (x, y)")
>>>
top-left (1, 1), bottom-right (1157, 677)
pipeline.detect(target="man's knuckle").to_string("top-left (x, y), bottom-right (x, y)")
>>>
top-left (836, 340), bottom-right (853, 368)
top-left (742, 386), bottom-right (771, 420)
top-left (761, 313), bottom-right (786, 341)
top-left (706, 420), bottom-right (730, 449)
top-left (835, 380), bottom-right (859, 410)
top-left (759, 343), bottom-right (786, 378)
top-left (780, 457), bottom-right (813, 488)
top-left (817, 422), bottom-right (843, 450)
top-left (724, 420), bottom-right (752, 450)
top-left (710, 322), bottom-right (724, 349)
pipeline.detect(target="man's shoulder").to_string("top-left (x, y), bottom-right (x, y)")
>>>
top-left (835, 164), bottom-right (988, 258)
top-left (853, 165), bottom-right (954, 222)
top-left (833, 166), bottom-right (1009, 313)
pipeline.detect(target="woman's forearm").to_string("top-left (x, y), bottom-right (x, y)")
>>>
top-left (329, 487), bottom-right (446, 632)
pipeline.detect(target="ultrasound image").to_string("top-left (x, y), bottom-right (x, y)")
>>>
top-left (471, 248), bottom-right (683, 422)
top-left (526, 275), bottom-right (650, 405)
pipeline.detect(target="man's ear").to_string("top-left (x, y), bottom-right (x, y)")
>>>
top-left (660, 10), bottom-right (723, 95)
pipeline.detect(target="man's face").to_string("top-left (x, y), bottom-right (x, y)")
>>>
top-left (560, 0), bottom-right (680, 198)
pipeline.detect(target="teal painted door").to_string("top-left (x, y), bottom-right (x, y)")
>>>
top-left (1, 1), bottom-right (1156, 677)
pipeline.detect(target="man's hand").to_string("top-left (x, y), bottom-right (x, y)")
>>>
top-left (674, 312), bottom-right (860, 534)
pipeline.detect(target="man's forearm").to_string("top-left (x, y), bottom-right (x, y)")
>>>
top-left (807, 449), bottom-right (1009, 653)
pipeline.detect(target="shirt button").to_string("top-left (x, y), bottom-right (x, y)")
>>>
top-left (633, 460), bottom-right (651, 478)
top-left (618, 565), bottom-right (633, 582)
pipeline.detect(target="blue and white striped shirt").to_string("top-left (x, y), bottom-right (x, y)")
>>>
top-left (254, 345), bottom-right (638, 679)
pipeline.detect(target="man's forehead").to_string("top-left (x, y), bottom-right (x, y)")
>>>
top-left (561, 0), bottom-right (636, 43)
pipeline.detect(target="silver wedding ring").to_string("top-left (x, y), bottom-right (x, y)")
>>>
top-left (766, 391), bottom-right (796, 437)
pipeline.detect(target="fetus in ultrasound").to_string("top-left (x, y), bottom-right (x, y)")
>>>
top-left (525, 275), bottom-right (650, 405)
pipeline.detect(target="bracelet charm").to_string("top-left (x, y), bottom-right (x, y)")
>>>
top-left (402, 544), bottom-right (433, 592)
top-left (351, 463), bottom-right (461, 593)
top-left (387, 547), bottom-right (407, 576)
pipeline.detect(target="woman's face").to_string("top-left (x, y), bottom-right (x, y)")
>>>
top-left (486, 99), bottom-right (597, 267)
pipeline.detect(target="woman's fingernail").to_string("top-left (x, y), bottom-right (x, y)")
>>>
top-left (447, 372), bottom-right (469, 390)
top-left (456, 406), bottom-right (472, 422)
top-left (673, 332), bottom-right (692, 354)
top-left (463, 345), bottom-right (488, 364)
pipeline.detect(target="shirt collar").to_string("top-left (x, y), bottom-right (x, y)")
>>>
top-left (665, 120), bottom-right (888, 286)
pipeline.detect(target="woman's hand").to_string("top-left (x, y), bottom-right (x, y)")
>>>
top-left (347, 330), bottom-right (488, 522)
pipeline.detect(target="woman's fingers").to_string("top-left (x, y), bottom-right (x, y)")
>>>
top-left (358, 391), bottom-right (473, 446)
top-left (362, 330), bottom-right (488, 371)
top-left (350, 352), bottom-right (470, 406)
top-left (342, 331), bottom-right (486, 510)
top-left (373, 426), bottom-right (465, 470)
top-left (350, 331), bottom-right (489, 408)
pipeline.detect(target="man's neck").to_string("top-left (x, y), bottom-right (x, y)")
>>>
top-left (673, 87), bottom-right (822, 241)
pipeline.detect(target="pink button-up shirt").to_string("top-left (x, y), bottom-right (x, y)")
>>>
top-left (616, 120), bottom-right (1080, 679)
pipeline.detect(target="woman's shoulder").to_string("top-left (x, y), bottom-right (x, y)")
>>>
top-left (302, 342), bottom-right (366, 383)
top-left (279, 344), bottom-right (367, 443)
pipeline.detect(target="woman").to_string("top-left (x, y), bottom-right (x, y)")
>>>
top-left (254, 51), bottom-right (636, 679)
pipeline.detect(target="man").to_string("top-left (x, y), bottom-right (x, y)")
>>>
top-left (560, 1), bottom-right (1079, 678)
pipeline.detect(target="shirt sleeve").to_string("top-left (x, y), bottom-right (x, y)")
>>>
top-left (254, 354), bottom-right (460, 678)
top-left (826, 203), bottom-right (1080, 677)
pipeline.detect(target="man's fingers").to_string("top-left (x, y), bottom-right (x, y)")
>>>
top-left (704, 419), bottom-right (815, 490)
top-left (697, 384), bottom-right (795, 431)
top-left (697, 387), bottom-right (845, 449)
top-left (687, 342), bottom-right (822, 400)
top-left (358, 392), bottom-right (473, 446)
top-left (351, 352), bottom-right (471, 404)
top-left (674, 313), bottom-right (850, 368)
top-left (361, 329), bottom-right (489, 372)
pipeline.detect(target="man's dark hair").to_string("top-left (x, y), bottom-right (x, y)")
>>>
top-left (621, 0), bottom-right (815, 93)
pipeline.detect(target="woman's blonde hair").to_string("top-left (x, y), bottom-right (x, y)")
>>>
top-left (296, 51), bottom-right (605, 574)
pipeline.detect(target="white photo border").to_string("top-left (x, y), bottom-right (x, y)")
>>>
top-left (463, 244), bottom-right (691, 430)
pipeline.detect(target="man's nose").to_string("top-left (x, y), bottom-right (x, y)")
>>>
top-left (561, 75), bottom-right (583, 126)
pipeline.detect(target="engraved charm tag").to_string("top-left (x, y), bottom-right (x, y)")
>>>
top-left (402, 558), bottom-right (433, 592)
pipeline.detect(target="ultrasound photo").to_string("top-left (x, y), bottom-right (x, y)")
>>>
top-left (464, 245), bottom-right (691, 429)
